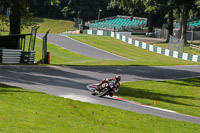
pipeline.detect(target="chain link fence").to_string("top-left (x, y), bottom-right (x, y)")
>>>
top-left (168, 35), bottom-right (184, 52)
top-left (154, 28), bottom-right (200, 42)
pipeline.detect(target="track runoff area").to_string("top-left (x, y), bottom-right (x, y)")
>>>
top-left (87, 83), bottom-right (177, 114)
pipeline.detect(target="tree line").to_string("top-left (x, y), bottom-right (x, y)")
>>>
top-left (0, 0), bottom-right (200, 42)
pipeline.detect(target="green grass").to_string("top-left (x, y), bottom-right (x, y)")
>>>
top-left (1, 32), bottom-right (200, 66)
top-left (69, 36), bottom-right (200, 66)
top-left (0, 17), bottom-right (76, 34)
top-left (32, 35), bottom-right (200, 66)
top-left (0, 83), bottom-right (200, 132)
top-left (117, 78), bottom-right (200, 117)
top-left (148, 41), bottom-right (200, 56)
top-left (23, 17), bottom-right (76, 34)
top-left (33, 37), bottom-right (98, 64)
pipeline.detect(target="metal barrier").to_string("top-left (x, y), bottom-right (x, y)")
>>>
top-left (42, 30), bottom-right (50, 64)
top-left (190, 44), bottom-right (200, 52)
top-left (0, 49), bottom-right (22, 63)
top-left (28, 26), bottom-right (40, 51)
top-left (20, 51), bottom-right (36, 64)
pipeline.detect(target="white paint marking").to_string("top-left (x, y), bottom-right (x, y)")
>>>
top-left (87, 30), bottom-right (93, 35)
top-left (165, 49), bottom-right (170, 56)
top-left (135, 40), bottom-right (139, 47)
top-left (122, 35), bottom-right (126, 42)
top-left (173, 51), bottom-right (178, 58)
top-left (149, 45), bottom-right (154, 52)
top-left (128, 38), bottom-right (132, 44)
top-left (157, 47), bottom-right (162, 54)
top-left (97, 30), bottom-right (103, 36)
top-left (86, 83), bottom-right (177, 114)
top-left (60, 94), bottom-right (97, 103)
top-left (192, 55), bottom-right (198, 62)
top-left (111, 32), bottom-right (114, 37)
top-left (142, 42), bottom-right (146, 49)
top-left (182, 53), bottom-right (188, 60)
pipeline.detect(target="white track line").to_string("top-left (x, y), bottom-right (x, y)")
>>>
top-left (86, 83), bottom-right (177, 114)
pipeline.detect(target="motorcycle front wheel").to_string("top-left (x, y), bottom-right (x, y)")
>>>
top-left (98, 88), bottom-right (109, 97)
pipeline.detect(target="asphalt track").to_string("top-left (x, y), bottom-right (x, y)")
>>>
top-left (1, 34), bottom-right (200, 124)
top-left (0, 65), bottom-right (200, 124)
top-left (36, 33), bottom-right (132, 61)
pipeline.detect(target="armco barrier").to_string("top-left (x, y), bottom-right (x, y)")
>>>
top-left (0, 49), bottom-right (36, 64)
top-left (83, 30), bottom-right (200, 62)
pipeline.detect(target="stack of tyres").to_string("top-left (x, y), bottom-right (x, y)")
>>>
top-left (20, 51), bottom-right (36, 64)
top-left (0, 49), bottom-right (22, 64)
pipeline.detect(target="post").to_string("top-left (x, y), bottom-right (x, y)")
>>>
top-left (47, 52), bottom-right (50, 64)
top-left (98, 9), bottom-right (102, 22)
top-left (42, 30), bottom-right (50, 64)
top-left (190, 29), bottom-right (194, 44)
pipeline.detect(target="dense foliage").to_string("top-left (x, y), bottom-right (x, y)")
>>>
top-left (0, 0), bottom-right (200, 38)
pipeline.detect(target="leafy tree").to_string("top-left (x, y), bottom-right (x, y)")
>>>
top-left (197, 0), bottom-right (200, 8)
top-left (178, 0), bottom-right (196, 43)
top-left (109, 0), bottom-right (156, 32)
top-left (28, 0), bottom-right (62, 18)
top-left (61, 0), bottom-right (113, 21)
top-left (0, 0), bottom-right (30, 34)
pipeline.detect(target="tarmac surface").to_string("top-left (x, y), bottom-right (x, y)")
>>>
top-left (0, 65), bottom-right (200, 124)
top-left (1, 33), bottom-right (200, 124)
top-left (37, 33), bottom-right (132, 61)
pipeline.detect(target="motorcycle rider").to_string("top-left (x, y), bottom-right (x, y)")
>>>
top-left (92, 76), bottom-right (121, 97)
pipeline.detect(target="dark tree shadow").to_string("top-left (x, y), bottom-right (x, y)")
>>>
top-left (160, 78), bottom-right (200, 88)
top-left (117, 86), bottom-right (200, 107)
top-left (0, 83), bottom-right (44, 94)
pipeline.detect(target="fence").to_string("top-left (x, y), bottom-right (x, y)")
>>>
top-left (190, 44), bottom-right (200, 52)
top-left (28, 26), bottom-right (40, 51)
top-left (154, 28), bottom-right (200, 41)
top-left (168, 35), bottom-right (184, 52)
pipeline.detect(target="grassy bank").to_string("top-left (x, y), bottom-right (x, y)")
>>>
top-left (0, 17), bottom-right (76, 34)
top-left (69, 36), bottom-right (200, 66)
top-left (0, 83), bottom-right (199, 132)
top-left (117, 78), bottom-right (200, 117)
top-left (32, 36), bottom-right (200, 66)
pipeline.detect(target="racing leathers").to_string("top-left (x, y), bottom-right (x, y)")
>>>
top-left (97, 78), bottom-right (120, 96)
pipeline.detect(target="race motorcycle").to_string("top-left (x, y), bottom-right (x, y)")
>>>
top-left (92, 80), bottom-right (115, 97)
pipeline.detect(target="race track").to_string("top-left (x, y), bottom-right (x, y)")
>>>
top-left (0, 65), bottom-right (200, 124)
top-left (1, 34), bottom-right (200, 124)
top-left (36, 34), bottom-right (132, 61)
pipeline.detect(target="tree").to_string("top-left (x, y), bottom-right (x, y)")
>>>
top-left (28, 0), bottom-right (62, 18)
top-left (109, 0), bottom-right (162, 32)
top-left (61, 0), bottom-right (112, 21)
top-left (0, 0), bottom-right (30, 35)
top-left (197, 0), bottom-right (200, 8)
top-left (179, 0), bottom-right (196, 43)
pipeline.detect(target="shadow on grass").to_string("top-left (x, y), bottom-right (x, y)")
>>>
top-left (31, 17), bottom-right (44, 25)
top-left (117, 87), bottom-right (200, 107)
top-left (0, 83), bottom-right (43, 94)
top-left (160, 78), bottom-right (200, 88)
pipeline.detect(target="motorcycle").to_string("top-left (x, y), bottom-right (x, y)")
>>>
top-left (92, 80), bottom-right (115, 97)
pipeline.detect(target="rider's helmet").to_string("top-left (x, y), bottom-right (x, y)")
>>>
top-left (115, 75), bottom-right (121, 81)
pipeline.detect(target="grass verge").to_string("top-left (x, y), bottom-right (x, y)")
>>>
top-left (0, 17), bottom-right (76, 34)
top-left (117, 78), bottom-right (200, 117)
top-left (0, 83), bottom-right (200, 132)
top-left (148, 41), bottom-right (200, 56)
top-left (69, 35), bottom-right (200, 66)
